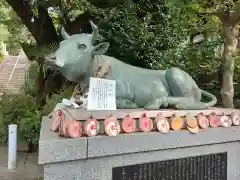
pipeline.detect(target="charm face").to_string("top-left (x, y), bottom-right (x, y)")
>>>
top-left (186, 113), bottom-right (198, 128)
top-left (197, 113), bottom-right (209, 129)
top-left (171, 116), bottom-right (184, 131)
top-left (67, 120), bottom-right (83, 138)
top-left (139, 113), bottom-right (153, 132)
top-left (84, 117), bottom-right (100, 137)
top-left (186, 113), bottom-right (199, 133)
top-left (122, 115), bottom-right (136, 133)
top-left (155, 114), bottom-right (170, 134)
top-left (104, 116), bottom-right (121, 136)
top-left (219, 115), bottom-right (232, 128)
top-left (231, 112), bottom-right (240, 126)
top-left (208, 113), bottom-right (219, 128)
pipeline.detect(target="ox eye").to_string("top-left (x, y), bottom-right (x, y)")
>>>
top-left (77, 44), bottom-right (87, 50)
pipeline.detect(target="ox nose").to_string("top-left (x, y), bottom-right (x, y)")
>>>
top-left (55, 58), bottom-right (65, 67)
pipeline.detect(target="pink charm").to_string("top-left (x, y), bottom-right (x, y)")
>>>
top-left (139, 113), bottom-right (153, 132)
top-left (122, 115), bottom-right (136, 133)
top-left (104, 115), bottom-right (121, 136)
top-left (231, 112), bottom-right (240, 126)
top-left (197, 112), bottom-right (209, 129)
top-left (84, 116), bottom-right (100, 137)
top-left (208, 112), bottom-right (219, 128)
top-left (219, 115), bottom-right (232, 128)
top-left (67, 120), bottom-right (83, 138)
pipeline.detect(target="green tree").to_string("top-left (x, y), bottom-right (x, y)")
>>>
top-left (181, 0), bottom-right (240, 108)
top-left (0, 0), bottom-right (31, 54)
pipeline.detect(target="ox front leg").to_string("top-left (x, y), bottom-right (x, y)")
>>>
top-left (116, 98), bottom-right (138, 109)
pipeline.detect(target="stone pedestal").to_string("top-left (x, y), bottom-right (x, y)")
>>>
top-left (39, 116), bottom-right (240, 180)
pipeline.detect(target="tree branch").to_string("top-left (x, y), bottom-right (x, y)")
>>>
top-left (6, 0), bottom-right (59, 46)
top-left (229, 2), bottom-right (240, 25)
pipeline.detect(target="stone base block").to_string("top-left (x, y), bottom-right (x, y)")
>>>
top-left (39, 115), bottom-right (240, 180)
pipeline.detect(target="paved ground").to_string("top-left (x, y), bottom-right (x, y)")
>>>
top-left (0, 144), bottom-right (43, 180)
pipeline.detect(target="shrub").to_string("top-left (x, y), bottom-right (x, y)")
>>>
top-left (42, 85), bottom-right (74, 116)
top-left (23, 62), bottom-right (39, 97)
top-left (0, 93), bottom-right (41, 145)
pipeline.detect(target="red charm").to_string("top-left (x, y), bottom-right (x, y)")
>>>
top-left (197, 112), bottom-right (209, 129)
top-left (139, 113), bottom-right (153, 132)
top-left (208, 112), bottom-right (219, 128)
top-left (84, 116), bottom-right (100, 137)
top-left (122, 115), bottom-right (136, 133)
top-left (155, 113), bottom-right (170, 134)
top-left (58, 110), bottom-right (63, 117)
top-left (51, 110), bottom-right (64, 132)
top-left (104, 115), bottom-right (121, 136)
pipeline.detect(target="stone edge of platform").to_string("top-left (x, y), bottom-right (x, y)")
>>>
top-left (39, 109), bottom-right (240, 164)
top-left (38, 117), bottom-right (87, 164)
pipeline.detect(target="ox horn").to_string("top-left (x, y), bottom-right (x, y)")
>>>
top-left (90, 21), bottom-right (98, 44)
top-left (61, 26), bottom-right (70, 40)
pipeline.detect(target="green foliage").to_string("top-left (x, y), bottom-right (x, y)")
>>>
top-left (42, 86), bottom-right (73, 116)
top-left (99, 0), bottom-right (222, 87)
top-left (0, 93), bottom-right (41, 145)
top-left (23, 62), bottom-right (39, 97)
top-left (99, 0), bottom-right (185, 68)
top-left (0, 0), bottom-right (32, 55)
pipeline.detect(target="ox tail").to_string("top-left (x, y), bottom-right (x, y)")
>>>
top-left (200, 89), bottom-right (217, 108)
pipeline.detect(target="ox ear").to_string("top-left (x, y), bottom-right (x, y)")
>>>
top-left (93, 42), bottom-right (109, 55)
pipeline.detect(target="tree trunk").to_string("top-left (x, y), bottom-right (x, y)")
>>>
top-left (6, 0), bottom-right (61, 104)
top-left (6, 0), bottom-right (59, 46)
top-left (220, 24), bottom-right (237, 108)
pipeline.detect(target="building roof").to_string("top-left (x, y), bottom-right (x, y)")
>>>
top-left (0, 53), bottom-right (29, 94)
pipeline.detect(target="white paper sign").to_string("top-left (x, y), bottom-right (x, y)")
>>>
top-left (87, 77), bottom-right (116, 110)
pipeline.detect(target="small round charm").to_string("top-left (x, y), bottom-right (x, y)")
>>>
top-left (155, 113), bottom-right (170, 134)
top-left (67, 120), bottom-right (83, 138)
top-left (122, 115), bottom-right (137, 133)
top-left (197, 113), bottom-right (209, 129)
top-left (231, 112), bottom-right (240, 126)
top-left (185, 113), bottom-right (198, 128)
top-left (84, 116), bottom-right (100, 137)
top-left (139, 113), bottom-right (153, 132)
top-left (104, 115), bottom-right (121, 136)
top-left (208, 112), bottom-right (219, 128)
top-left (171, 115), bottom-right (184, 131)
top-left (219, 115), bottom-right (232, 128)
top-left (187, 126), bottom-right (199, 134)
